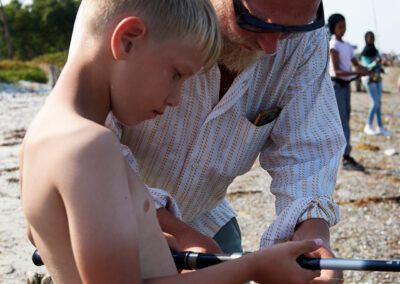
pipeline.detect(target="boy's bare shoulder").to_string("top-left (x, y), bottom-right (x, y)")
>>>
top-left (55, 119), bottom-right (125, 172)
top-left (50, 119), bottom-right (130, 200)
top-left (23, 113), bottom-right (126, 189)
top-left (63, 119), bottom-right (123, 157)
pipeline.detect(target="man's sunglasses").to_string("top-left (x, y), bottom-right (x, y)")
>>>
top-left (233, 0), bottom-right (325, 33)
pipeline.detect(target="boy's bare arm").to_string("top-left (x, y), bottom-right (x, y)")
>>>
top-left (145, 240), bottom-right (321, 284)
top-left (59, 130), bottom-right (142, 283)
top-left (19, 138), bottom-right (35, 246)
top-left (157, 208), bottom-right (222, 253)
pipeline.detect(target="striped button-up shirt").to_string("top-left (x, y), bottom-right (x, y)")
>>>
top-left (107, 27), bottom-right (346, 247)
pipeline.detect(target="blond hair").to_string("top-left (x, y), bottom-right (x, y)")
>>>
top-left (79, 0), bottom-right (221, 70)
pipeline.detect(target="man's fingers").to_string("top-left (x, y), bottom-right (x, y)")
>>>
top-left (295, 238), bottom-right (324, 256)
top-left (307, 246), bottom-right (344, 284)
top-left (310, 269), bottom-right (343, 284)
top-left (291, 239), bottom-right (324, 280)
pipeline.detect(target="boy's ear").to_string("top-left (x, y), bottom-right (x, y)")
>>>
top-left (111, 17), bottom-right (146, 60)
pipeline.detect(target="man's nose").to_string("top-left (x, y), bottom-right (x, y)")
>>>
top-left (256, 32), bottom-right (281, 54)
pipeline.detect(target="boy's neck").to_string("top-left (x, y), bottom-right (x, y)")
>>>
top-left (52, 57), bottom-right (112, 126)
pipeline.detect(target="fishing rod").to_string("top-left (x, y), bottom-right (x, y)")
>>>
top-left (173, 251), bottom-right (400, 272)
top-left (32, 249), bottom-right (400, 272)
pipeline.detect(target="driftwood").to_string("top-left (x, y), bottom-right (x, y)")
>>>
top-left (48, 65), bottom-right (61, 88)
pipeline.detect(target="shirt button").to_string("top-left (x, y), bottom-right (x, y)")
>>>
top-left (191, 160), bottom-right (198, 168)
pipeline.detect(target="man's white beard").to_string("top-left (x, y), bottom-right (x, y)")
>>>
top-left (212, 0), bottom-right (263, 73)
top-left (219, 37), bottom-right (263, 73)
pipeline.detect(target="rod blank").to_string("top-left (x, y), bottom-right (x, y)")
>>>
top-left (299, 255), bottom-right (400, 272)
top-left (32, 249), bottom-right (400, 272)
top-left (174, 252), bottom-right (400, 272)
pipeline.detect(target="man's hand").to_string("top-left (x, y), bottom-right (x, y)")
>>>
top-left (292, 219), bottom-right (343, 284)
top-left (157, 208), bottom-right (222, 253)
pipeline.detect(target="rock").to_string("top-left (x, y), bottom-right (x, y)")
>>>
top-left (384, 149), bottom-right (398, 156)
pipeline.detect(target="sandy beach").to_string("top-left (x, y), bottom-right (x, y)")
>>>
top-left (1, 67), bottom-right (399, 283)
top-left (0, 84), bottom-right (50, 283)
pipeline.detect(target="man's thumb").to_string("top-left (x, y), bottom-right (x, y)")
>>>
top-left (297, 238), bottom-right (323, 255)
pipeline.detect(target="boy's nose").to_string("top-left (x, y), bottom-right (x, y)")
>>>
top-left (165, 89), bottom-right (181, 107)
top-left (256, 32), bottom-right (281, 55)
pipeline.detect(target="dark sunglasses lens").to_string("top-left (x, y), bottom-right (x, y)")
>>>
top-left (239, 22), bottom-right (265, 33)
top-left (234, 0), bottom-right (324, 34)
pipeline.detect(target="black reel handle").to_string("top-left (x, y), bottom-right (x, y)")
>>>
top-left (32, 249), bottom-right (44, 266)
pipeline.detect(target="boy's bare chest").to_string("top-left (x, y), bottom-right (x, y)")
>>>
top-left (124, 161), bottom-right (177, 278)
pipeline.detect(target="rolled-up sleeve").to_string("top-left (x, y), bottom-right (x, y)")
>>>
top-left (260, 30), bottom-right (346, 247)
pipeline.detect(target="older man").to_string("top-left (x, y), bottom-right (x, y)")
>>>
top-left (104, 0), bottom-right (345, 282)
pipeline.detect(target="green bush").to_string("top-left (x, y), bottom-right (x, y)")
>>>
top-left (0, 60), bottom-right (32, 71)
top-left (32, 51), bottom-right (68, 67)
top-left (0, 60), bottom-right (47, 83)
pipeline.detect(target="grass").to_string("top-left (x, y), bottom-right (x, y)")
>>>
top-left (32, 50), bottom-right (68, 68)
top-left (0, 51), bottom-right (68, 84)
top-left (0, 60), bottom-right (47, 83)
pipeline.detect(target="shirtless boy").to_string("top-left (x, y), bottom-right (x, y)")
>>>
top-left (20, 0), bottom-right (322, 283)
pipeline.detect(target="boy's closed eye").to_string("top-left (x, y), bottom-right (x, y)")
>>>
top-left (173, 69), bottom-right (183, 81)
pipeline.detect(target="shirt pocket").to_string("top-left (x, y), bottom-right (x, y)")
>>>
top-left (220, 115), bottom-right (275, 179)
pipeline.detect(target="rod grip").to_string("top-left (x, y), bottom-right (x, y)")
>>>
top-left (32, 249), bottom-right (44, 266)
top-left (297, 255), bottom-right (320, 270)
top-left (172, 252), bottom-right (240, 270)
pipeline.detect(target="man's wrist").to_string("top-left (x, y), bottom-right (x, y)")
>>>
top-left (293, 218), bottom-right (330, 247)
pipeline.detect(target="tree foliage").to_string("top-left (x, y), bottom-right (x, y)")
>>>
top-left (0, 0), bottom-right (80, 60)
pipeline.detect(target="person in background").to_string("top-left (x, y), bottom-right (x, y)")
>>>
top-left (360, 31), bottom-right (392, 136)
top-left (328, 13), bottom-right (369, 171)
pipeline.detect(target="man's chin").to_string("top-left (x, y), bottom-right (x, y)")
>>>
top-left (219, 49), bottom-right (262, 73)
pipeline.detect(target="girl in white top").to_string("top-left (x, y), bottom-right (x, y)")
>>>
top-left (328, 13), bottom-right (368, 171)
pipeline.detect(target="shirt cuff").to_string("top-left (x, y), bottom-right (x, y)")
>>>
top-left (147, 187), bottom-right (183, 221)
top-left (260, 196), bottom-right (339, 247)
top-left (187, 199), bottom-right (237, 238)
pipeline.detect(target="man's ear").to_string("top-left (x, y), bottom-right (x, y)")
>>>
top-left (111, 17), bottom-right (146, 60)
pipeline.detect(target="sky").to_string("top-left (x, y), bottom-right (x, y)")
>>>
top-left (2, 0), bottom-right (399, 54)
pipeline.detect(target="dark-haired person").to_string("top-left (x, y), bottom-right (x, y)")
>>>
top-left (328, 13), bottom-right (369, 171)
top-left (360, 31), bottom-right (392, 136)
top-left (71, 0), bottom-right (346, 282)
